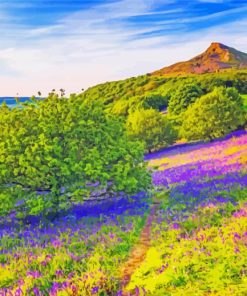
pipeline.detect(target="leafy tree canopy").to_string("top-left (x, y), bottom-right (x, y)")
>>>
top-left (180, 87), bottom-right (245, 141)
top-left (126, 108), bottom-right (177, 153)
top-left (81, 70), bottom-right (247, 119)
top-left (0, 94), bottom-right (151, 218)
top-left (168, 83), bottom-right (204, 115)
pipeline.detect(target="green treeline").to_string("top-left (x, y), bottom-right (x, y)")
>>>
top-left (82, 69), bottom-right (247, 148)
top-left (82, 70), bottom-right (247, 115)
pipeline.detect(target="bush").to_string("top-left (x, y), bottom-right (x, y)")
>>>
top-left (0, 95), bottom-right (151, 217)
top-left (180, 87), bottom-right (245, 141)
top-left (168, 83), bottom-right (204, 115)
top-left (126, 108), bottom-right (177, 152)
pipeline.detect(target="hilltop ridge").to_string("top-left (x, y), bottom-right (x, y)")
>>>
top-left (152, 42), bottom-right (247, 76)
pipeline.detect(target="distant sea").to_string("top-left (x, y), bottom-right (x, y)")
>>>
top-left (0, 97), bottom-right (32, 107)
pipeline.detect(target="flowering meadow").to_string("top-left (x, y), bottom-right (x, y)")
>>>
top-left (0, 192), bottom-right (153, 295)
top-left (127, 130), bottom-right (247, 295)
top-left (1, 130), bottom-right (247, 295)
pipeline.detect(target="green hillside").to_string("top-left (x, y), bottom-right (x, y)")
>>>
top-left (82, 70), bottom-right (247, 116)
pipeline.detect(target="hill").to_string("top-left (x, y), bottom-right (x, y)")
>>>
top-left (81, 43), bottom-right (247, 117)
top-left (81, 69), bottom-right (247, 117)
top-left (153, 42), bottom-right (247, 76)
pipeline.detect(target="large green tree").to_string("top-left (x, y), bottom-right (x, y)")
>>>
top-left (180, 87), bottom-right (245, 141)
top-left (126, 108), bottom-right (177, 153)
top-left (0, 94), bottom-right (151, 217)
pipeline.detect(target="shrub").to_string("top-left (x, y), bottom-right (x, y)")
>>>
top-left (180, 87), bottom-right (245, 141)
top-left (168, 83), bottom-right (204, 115)
top-left (126, 108), bottom-right (177, 152)
top-left (0, 95), bottom-right (151, 217)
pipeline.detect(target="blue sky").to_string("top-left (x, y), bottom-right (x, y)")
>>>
top-left (0, 0), bottom-right (247, 95)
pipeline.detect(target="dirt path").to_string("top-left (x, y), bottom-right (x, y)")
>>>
top-left (119, 199), bottom-right (160, 295)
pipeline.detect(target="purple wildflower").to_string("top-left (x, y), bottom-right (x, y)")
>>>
top-left (91, 286), bottom-right (99, 294)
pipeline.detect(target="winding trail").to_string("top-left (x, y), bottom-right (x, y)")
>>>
top-left (119, 199), bottom-right (161, 295)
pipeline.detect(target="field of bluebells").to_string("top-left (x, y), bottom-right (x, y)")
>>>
top-left (1, 130), bottom-right (247, 295)
top-left (127, 130), bottom-right (247, 295)
top-left (0, 192), bottom-right (152, 295)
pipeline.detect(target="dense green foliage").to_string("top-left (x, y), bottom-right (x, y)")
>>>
top-left (181, 87), bottom-right (245, 141)
top-left (82, 70), bottom-right (247, 116)
top-left (0, 95), bottom-right (151, 217)
top-left (168, 83), bottom-right (203, 115)
top-left (242, 94), bottom-right (247, 111)
top-left (64, 70), bottom-right (245, 160)
top-left (81, 70), bottom-right (247, 144)
top-left (126, 109), bottom-right (176, 152)
top-left (111, 93), bottom-right (169, 116)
